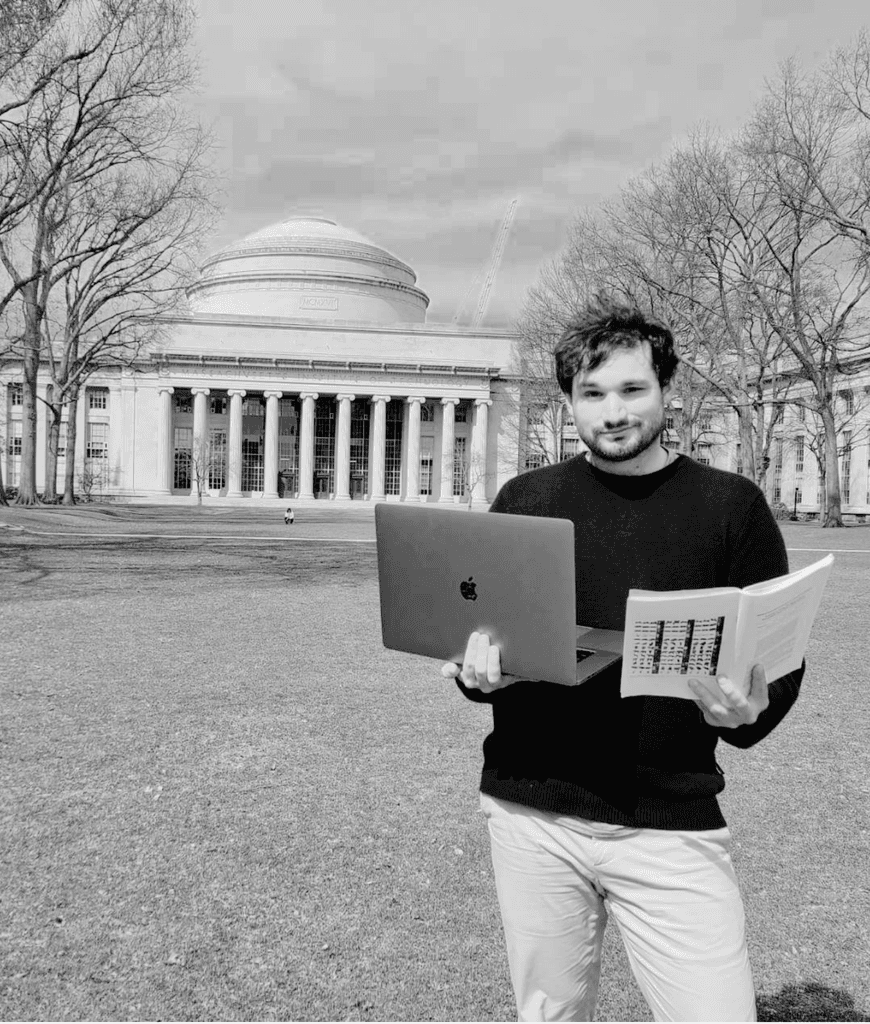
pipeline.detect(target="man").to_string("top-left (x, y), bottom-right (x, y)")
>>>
top-left (284, 507), bottom-right (295, 526)
top-left (442, 295), bottom-right (803, 1022)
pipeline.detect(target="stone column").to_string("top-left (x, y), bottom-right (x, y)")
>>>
top-left (190, 387), bottom-right (210, 499)
top-left (226, 389), bottom-right (246, 497)
top-left (155, 386), bottom-right (175, 494)
top-left (471, 398), bottom-right (493, 505)
top-left (263, 390), bottom-right (283, 499)
top-left (334, 393), bottom-right (356, 500)
top-left (298, 392), bottom-right (319, 500)
top-left (107, 386), bottom-right (122, 493)
top-left (405, 396), bottom-right (424, 502)
top-left (369, 396), bottom-right (390, 501)
top-left (439, 398), bottom-right (460, 503)
top-left (74, 387), bottom-right (87, 486)
top-left (35, 381), bottom-right (49, 493)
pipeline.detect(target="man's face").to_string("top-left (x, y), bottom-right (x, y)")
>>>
top-left (568, 343), bottom-right (670, 466)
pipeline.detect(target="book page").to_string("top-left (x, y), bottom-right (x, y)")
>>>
top-left (734, 554), bottom-right (834, 684)
top-left (620, 589), bottom-right (742, 699)
top-left (619, 555), bottom-right (834, 700)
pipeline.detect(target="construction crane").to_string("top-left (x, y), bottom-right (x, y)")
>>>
top-left (452, 197), bottom-right (519, 328)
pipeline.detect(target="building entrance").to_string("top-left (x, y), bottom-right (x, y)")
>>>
top-left (350, 473), bottom-right (365, 499)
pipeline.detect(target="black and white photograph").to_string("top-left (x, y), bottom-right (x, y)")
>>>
top-left (2, 1), bottom-right (869, 1020)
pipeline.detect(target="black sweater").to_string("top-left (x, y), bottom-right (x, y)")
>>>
top-left (455, 454), bottom-right (804, 830)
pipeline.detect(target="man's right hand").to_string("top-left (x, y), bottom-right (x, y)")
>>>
top-left (441, 631), bottom-right (517, 694)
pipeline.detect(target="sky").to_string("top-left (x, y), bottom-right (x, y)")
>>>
top-left (188, 0), bottom-right (870, 329)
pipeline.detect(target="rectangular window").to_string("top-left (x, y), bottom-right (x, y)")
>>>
top-left (773, 437), bottom-right (783, 501)
top-left (313, 397), bottom-right (336, 495)
top-left (384, 401), bottom-right (403, 496)
top-left (420, 436), bottom-right (434, 496)
top-left (56, 422), bottom-right (67, 459)
top-left (526, 404), bottom-right (545, 427)
top-left (796, 403), bottom-right (806, 423)
top-left (174, 426), bottom-right (192, 489)
top-left (524, 453), bottom-right (544, 471)
top-left (88, 388), bottom-right (108, 410)
top-left (174, 391), bottom-right (193, 414)
top-left (794, 435), bottom-right (804, 475)
top-left (841, 431), bottom-right (852, 505)
top-left (210, 395), bottom-right (227, 415)
top-left (349, 399), bottom-right (370, 497)
top-left (86, 422), bottom-right (108, 460)
top-left (840, 390), bottom-right (854, 416)
top-left (698, 410), bottom-right (712, 432)
top-left (278, 399), bottom-right (299, 496)
top-left (454, 403), bottom-right (468, 424)
top-left (420, 401), bottom-right (434, 423)
top-left (241, 439), bottom-right (263, 491)
top-left (7, 421), bottom-right (22, 486)
top-left (453, 436), bottom-right (468, 497)
top-left (665, 414), bottom-right (675, 430)
top-left (561, 437), bottom-right (579, 461)
top-left (8, 420), bottom-right (22, 456)
top-left (208, 428), bottom-right (227, 490)
top-left (696, 445), bottom-right (711, 467)
top-left (9, 382), bottom-right (23, 406)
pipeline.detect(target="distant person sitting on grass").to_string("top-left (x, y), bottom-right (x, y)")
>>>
top-left (284, 507), bottom-right (295, 526)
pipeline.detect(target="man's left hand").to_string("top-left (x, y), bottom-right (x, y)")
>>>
top-left (688, 664), bottom-right (769, 728)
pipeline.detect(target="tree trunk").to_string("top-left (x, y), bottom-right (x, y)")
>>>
top-left (737, 407), bottom-right (757, 483)
top-left (43, 387), bottom-right (61, 503)
top-left (15, 284), bottom-right (42, 504)
top-left (820, 403), bottom-right (843, 527)
top-left (62, 387), bottom-right (79, 505)
top-left (0, 448), bottom-right (7, 505)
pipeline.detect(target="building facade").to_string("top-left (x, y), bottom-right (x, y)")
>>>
top-left (6, 214), bottom-right (868, 514)
top-left (2, 217), bottom-right (524, 503)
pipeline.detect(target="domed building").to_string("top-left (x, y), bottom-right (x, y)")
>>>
top-left (13, 216), bottom-right (524, 503)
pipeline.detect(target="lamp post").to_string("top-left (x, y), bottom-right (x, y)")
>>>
top-left (790, 486), bottom-right (799, 521)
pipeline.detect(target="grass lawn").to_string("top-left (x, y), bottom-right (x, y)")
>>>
top-left (1, 507), bottom-right (869, 1022)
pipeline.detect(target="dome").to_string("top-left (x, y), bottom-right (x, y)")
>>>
top-left (186, 216), bottom-right (430, 324)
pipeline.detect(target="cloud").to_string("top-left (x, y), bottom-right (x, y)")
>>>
top-left (192, 0), bottom-right (870, 326)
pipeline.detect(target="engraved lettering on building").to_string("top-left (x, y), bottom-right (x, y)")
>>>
top-left (300, 295), bottom-right (339, 311)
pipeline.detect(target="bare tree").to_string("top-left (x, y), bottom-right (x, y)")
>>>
top-left (735, 56), bottom-right (870, 525)
top-left (35, 135), bottom-right (214, 503)
top-left (507, 257), bottom-right (588, 472)
top-left (0, 0), bottom-right (217, 505)
top-left (189, 434), bottom-right (210, 506)
top-left (461, 448), bottom-right (492, 508)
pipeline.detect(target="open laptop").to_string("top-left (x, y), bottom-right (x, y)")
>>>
top-left (374, 503), bottom-right (623, 686)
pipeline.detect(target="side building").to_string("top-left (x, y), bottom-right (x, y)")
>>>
top-left (2, 217), bottom-right (527, 504)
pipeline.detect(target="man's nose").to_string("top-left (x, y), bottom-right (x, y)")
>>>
top-left (602, 394), bottom-right (628, 425)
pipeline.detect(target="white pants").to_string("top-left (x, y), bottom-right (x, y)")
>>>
top-left (480, 793), bottom-right (756, 1023)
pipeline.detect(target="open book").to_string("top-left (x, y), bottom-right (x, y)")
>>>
top-left (619, 554), bottom-right (834, 700)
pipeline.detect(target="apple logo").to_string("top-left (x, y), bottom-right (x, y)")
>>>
top-left (460, 576), bottom-right (477, 601)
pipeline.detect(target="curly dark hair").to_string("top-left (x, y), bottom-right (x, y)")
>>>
top-left (554, 294), bottom-right (680, 395)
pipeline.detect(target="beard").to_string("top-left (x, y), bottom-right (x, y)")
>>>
top-left (578, 410), bottom-right (666, 463)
